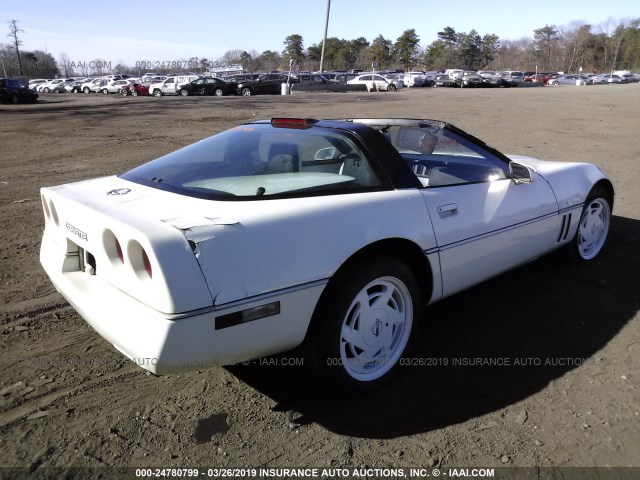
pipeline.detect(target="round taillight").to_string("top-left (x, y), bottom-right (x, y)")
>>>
top-left (49, 200), bottom-right (59, 227)
top-left (116, 240), bottom-right (124, 264)
top-left (127, 240), bottom-right (153, 281)
top-left (42, 195), bottom-right (51, 221)
top-left (143, 249), bottom-right (152, 279)
top-left (103, 230), bottom-right (124, 266)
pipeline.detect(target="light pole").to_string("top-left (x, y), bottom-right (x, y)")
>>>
top-left (319, 0), bottom-right (331, 73)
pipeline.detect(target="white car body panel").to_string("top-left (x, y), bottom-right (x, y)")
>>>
top-left (420, 174), bottom-right (560, 296)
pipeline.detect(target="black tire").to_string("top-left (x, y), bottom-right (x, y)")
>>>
top-left (120, 89), bottom-right (128, 96)
top-left (44, 87), bottom-right (50, 93)
top-left (179, 89), bottom-right (189, 96)
top-left (132, 91), bottom-right (138, 97)
top-left (83, 87), bottom-right (90, 94)
top-left (214, 88), bottom-right (223, 96)
top-left (101, 89), bottom-right (109, 95)
top-left (153, 89), bottom-right (162, 97)
top-left (241, 87), bottom-right (252, 96)
top-left (565, 185), bottom-right (612, 262)
top-left (387, 84), bottom-right (397, 92)
top-left (306, 255), bottom-right (420, 393)
top-left (10, 93), bottom-right (18, 104)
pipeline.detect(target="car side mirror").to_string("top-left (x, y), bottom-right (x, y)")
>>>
top-left (509, 162), bottom-right (534, 184)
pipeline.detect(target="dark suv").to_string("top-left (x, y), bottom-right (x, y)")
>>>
top-left (0, 78), bottom-right (38, 104)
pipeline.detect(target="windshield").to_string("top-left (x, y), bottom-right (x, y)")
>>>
top-left (121, 123), bottom-right (385, 200)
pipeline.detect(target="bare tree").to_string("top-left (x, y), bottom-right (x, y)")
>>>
top-left (59, 52), bottom-right (72, 77)
top-left (7, 20), bottom-right (24, 76)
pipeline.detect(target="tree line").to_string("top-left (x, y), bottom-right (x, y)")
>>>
top-left (2, 18), bottom-right (639, 79)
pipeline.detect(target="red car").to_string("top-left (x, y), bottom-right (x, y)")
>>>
top-left (523, 73), bottom-right (555, 83)
top-left (119, 82), bottom-right (151, 96)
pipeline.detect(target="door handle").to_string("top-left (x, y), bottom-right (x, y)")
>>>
top-left (437, 203), bottom-right (458, 214)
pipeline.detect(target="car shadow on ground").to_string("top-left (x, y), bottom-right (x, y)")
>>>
top-left (226, 215), bottom-right (640, 438)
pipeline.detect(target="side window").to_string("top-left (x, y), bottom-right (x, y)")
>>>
top-left (388, 126), bottom-right (509, 187)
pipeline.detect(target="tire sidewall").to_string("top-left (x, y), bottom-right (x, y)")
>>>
top-left (306, 255), bottom-right (420, 393)
top-left (567, 185), bottom-right (612, 262)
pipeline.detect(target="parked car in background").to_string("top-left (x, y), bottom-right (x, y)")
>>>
top-left (499, 71), bottom-right (525, 83)
top-left (593, 74), bottom-right (627, 84)
top-left (98, 79), bottom-right (134, 94)
top-left (51, 81), bottom-right (72, 93)
top-left (456, 71), bottom-right (485, 87)
top-left (547, 75), bottom-right (580, 85)
top-left (119, 82), bottom-right (152, 96)
top-left (347, 74), bottom-right (402, 91)
top-left (524, 73), bottom-right (556, 83)
top-left (38, 78), bottom-right (69, 93)
top-left (332, 73), bottom-right (359, 84)
top-left (296, 74), bottom-right (331, 84)
top-left (235, 74), bottom-right (297, 96)
top-left (178, 77), bottom-right (237, 96)
top-left (225, 74), bottom-right (255, 82)
top-left (63, 80), bottom-right (85, 93)
top-left (1, 78), bottom-right (38, 103)
top-left (149, 75), bottom-right (199, 96)
top-left (28, 79), bottom-right (48, 91)
top-left (434, 74), bottom-right (457, 87)
top-left (444, 69), bottom-right (464, 79)
top-left (620, 73), bottom-right (639, 83)
top-left (403, 71), bottom-right (426, 87)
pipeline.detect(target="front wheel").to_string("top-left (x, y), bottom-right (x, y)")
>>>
top-left (83, 87), bottom-right (90, 94)
top-left (120, 89), bottom-right (129, 96)
top-left (241, 87), bottom-right (252, 96)
top-left (306, 256), bottom-right (420, 393)
top-left (179, 89), bottom-right (189, 96)
top-left (214, 88), bottom-right (223, 96)
top-left (101, 89), bottom-right (109, 95)
top-left (566, 185), bottom-right (612, 262)
top-left (153, 89), bottom-right (163, 97)
top-left (387, 84), bottom-right (397, 92)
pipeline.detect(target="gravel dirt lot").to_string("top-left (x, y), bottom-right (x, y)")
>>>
top-left (1, 85), bottom-right (639, 476)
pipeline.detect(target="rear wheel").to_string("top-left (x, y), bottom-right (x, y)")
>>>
top-left (153, 89), bottom-right (163, 97)
top-left (83, 87), bottom-right (90, 94)
top-left (132, 90), bottom-right (138, 96)
top-left (306, 255), bottom-right (419, 393)
top-left (214, 88), bottom-right (223, 96)
top-left (387, 84), bottom-right (397, 92)
top-left (179, 89), bottom-right (189, 96)
top-left (566, 185), bottom-right (612, 262)
top-left (101, 89), bottom-right (109, 95)
top-left (120, 89), bottom-right (128, 96)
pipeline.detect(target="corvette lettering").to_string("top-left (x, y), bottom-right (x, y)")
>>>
top-left (65, 223), bottom-right (88, 241)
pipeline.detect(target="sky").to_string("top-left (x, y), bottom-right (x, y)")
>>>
top-left (2, 0), bottom-right (639, 69)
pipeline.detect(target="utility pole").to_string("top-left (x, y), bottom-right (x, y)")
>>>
top-left (319, 0), bottom-right (331, 73)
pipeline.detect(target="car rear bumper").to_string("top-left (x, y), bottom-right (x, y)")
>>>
top-left (40, 234), bottom-right (326, 374)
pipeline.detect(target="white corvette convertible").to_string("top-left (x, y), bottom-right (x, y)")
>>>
top-left (40, 118), bottom-right (613, 391)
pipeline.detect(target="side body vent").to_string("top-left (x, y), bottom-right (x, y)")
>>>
top-left (557, 213), bottom-right (572, 242)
